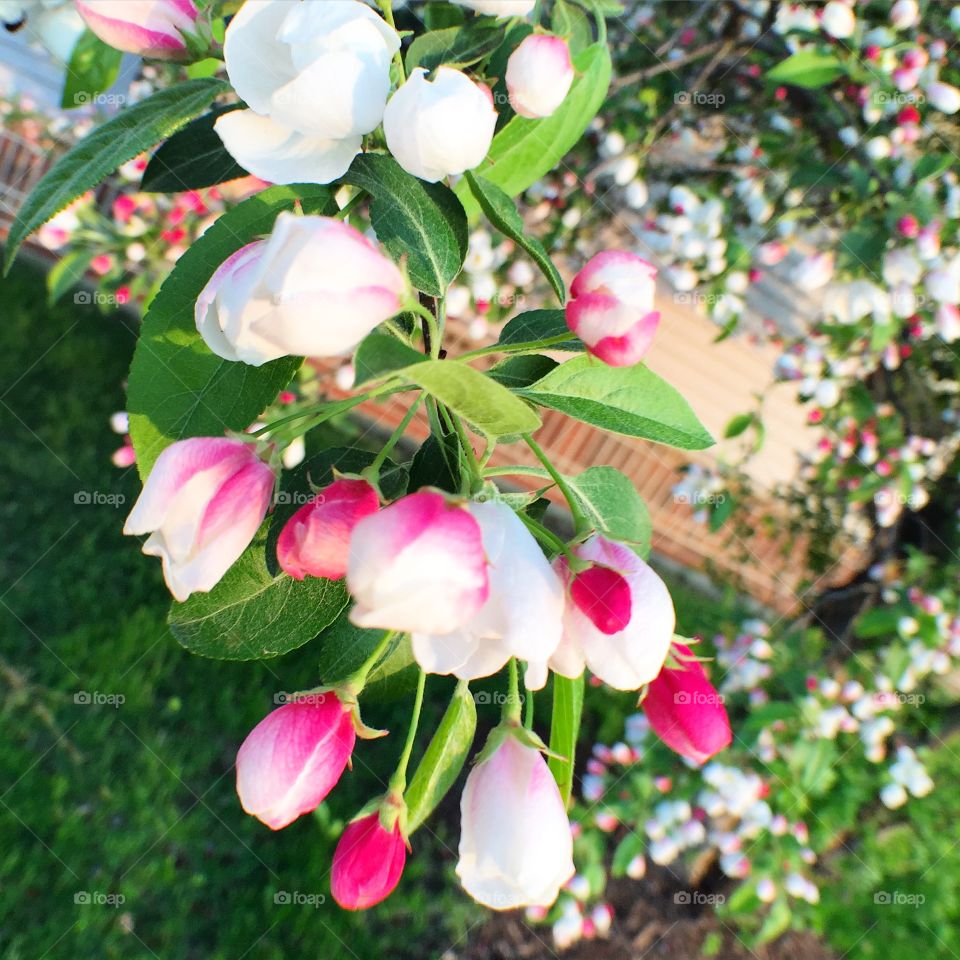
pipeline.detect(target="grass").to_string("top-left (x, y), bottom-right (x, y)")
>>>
top-left (0, 259), bottom-right (480, 960)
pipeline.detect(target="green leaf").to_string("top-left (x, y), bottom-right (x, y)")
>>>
top-left (497, 308), bottom-right (583, 351)
top-left (463, 172), bottom-right (565, 302)
top-left (914, 153), bottom-right (952, 183)
top-left (724, 412), bottom-right (755, 439)
top-left (4, 78), bottom-right (228, 272)
top-left (407, 360), bottom-right (541, 437)
top-left (408, 432), bottom-right (462, 493)
top-left (61, 29), bottom-right (123, 110)
top-left (487, 354), bottom-right (558, 388)
top-left (424, 1), bottom-right (465, 29)
top-left (405, 24), bottom-right (503, 72)
top-left (518, 356), bottom-right (714, 450)
top-left (456, 43), bottom-right (611, 218)
top-left (708, 492), bottom-right (735, 532)
top-left (128, 184), bottom-right (337, 477)
top-left (756, 899), bottom-right (792, 944)
top-left (566, 465), bottom-right (651, 553)
top-left (168, 528), bottom-right (350, 660)
top-left (551, 0), bottom-right (594, 54)
top-left (767, 51), bottom-right (846, 88)
top-left (548, 674), bottom-right (584, 806)
top-left (405, 680), bottom-right (477, 832)
top-left (46, 250), bottom-right (93, 305)
top-left (343, 153), bottom-right (467, 296)
top-left (314, 614), bottom-right (418, 700)
top-left (141, 106), bottom-right (248, 192)
top-left (352, 331), bottom-right (427, 387)
top-left (611, 831), bottom-right (645, 877)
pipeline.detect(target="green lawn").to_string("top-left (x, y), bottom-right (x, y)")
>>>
top-left (0, 260), bottom-right (479, 959)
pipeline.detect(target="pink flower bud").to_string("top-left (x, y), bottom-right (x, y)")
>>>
top-left (277, 478), bottom-right (380, 580)
top-left (642, 644), bottom-right (732, 764)
top-left (897, 214), bottom-right (919, 238)
top-left (457, 734), bottom-right (574, 909)
top-left (552, 536), bottom-right (675, 690)
top-left (505, 34), bottom-right (574, 119)
top-left (75, 0), bottom-right (199, 59)
top-left (566, 251), bottom-right (661, 367)
top-left (236, 693), bottom-right (355, 830)
top-left (347, 491), bottom-right (489, 635)
top-left (124, 437), bottom-right (275, 601)
top-left (331, 810), bottom-right (407, 910)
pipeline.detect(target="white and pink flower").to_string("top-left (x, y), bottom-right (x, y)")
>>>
top-left (75, 0), bottom-right (198, 59)
top-left (410, 501), bottom-right (565, 690)
top-left (346, 491), bottom-right (490, 635)
top-left (506, 34), bottom-right (574, 119)
top-left (215, 0), bottom-right (400, 184)
top-left (195, 213), bottom-right (405, 365)
top-left (277, 477), bottom-right (380, 581)
top-left (551, 535), bottom-right (676, 690)
top-left (457, 733), bottom-right (574, 909)
top-left (123, 437), bottom-right (274, 602)
top-left (566, 251), bottom-right (661, 367)
top-left (236, 693), bottom-right (356, 829)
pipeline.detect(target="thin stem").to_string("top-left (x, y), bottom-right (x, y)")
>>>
top-left (504, 658), bottom-right (522, 725)
top-left (457, 333), bottom-right (577, 362)
top-left (517, 511), bottom-right (571, 561)
top-left (343, 630), bottom-right (397, 695)
top-left (408, 300), bottom-right (441, 359)
top-left (334, 191), bottom-right (365, 221)
top-left (524, 686), bottom-right (535, 731)
top-left (378, 0), bottom-right (406, 83)
top-left (482, 464), bottom-right (553, 481)
top-left (389, 669), bottom-right (426, 795)
top-left (523, 434), bottom-right (588, 533)
top-left (448, 412), bottom-right (483, 492)
top-left (367, 394), bottom-right (423, 478)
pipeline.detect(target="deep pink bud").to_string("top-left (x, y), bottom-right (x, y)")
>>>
top-left (566, 251), bottom-right (660, 367)
top-left (642, 644), bottom-right (732, 764)
top-left (277, 477), bottom-right (380, 580)
top-left (569, 565), bottom-right (632, 635)
top-left (897, 214), bottom-right (920, 238)
top-left (331, 811), bottom-right (407, 910)
top-left (236, 694), bottom-right (355, 830)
